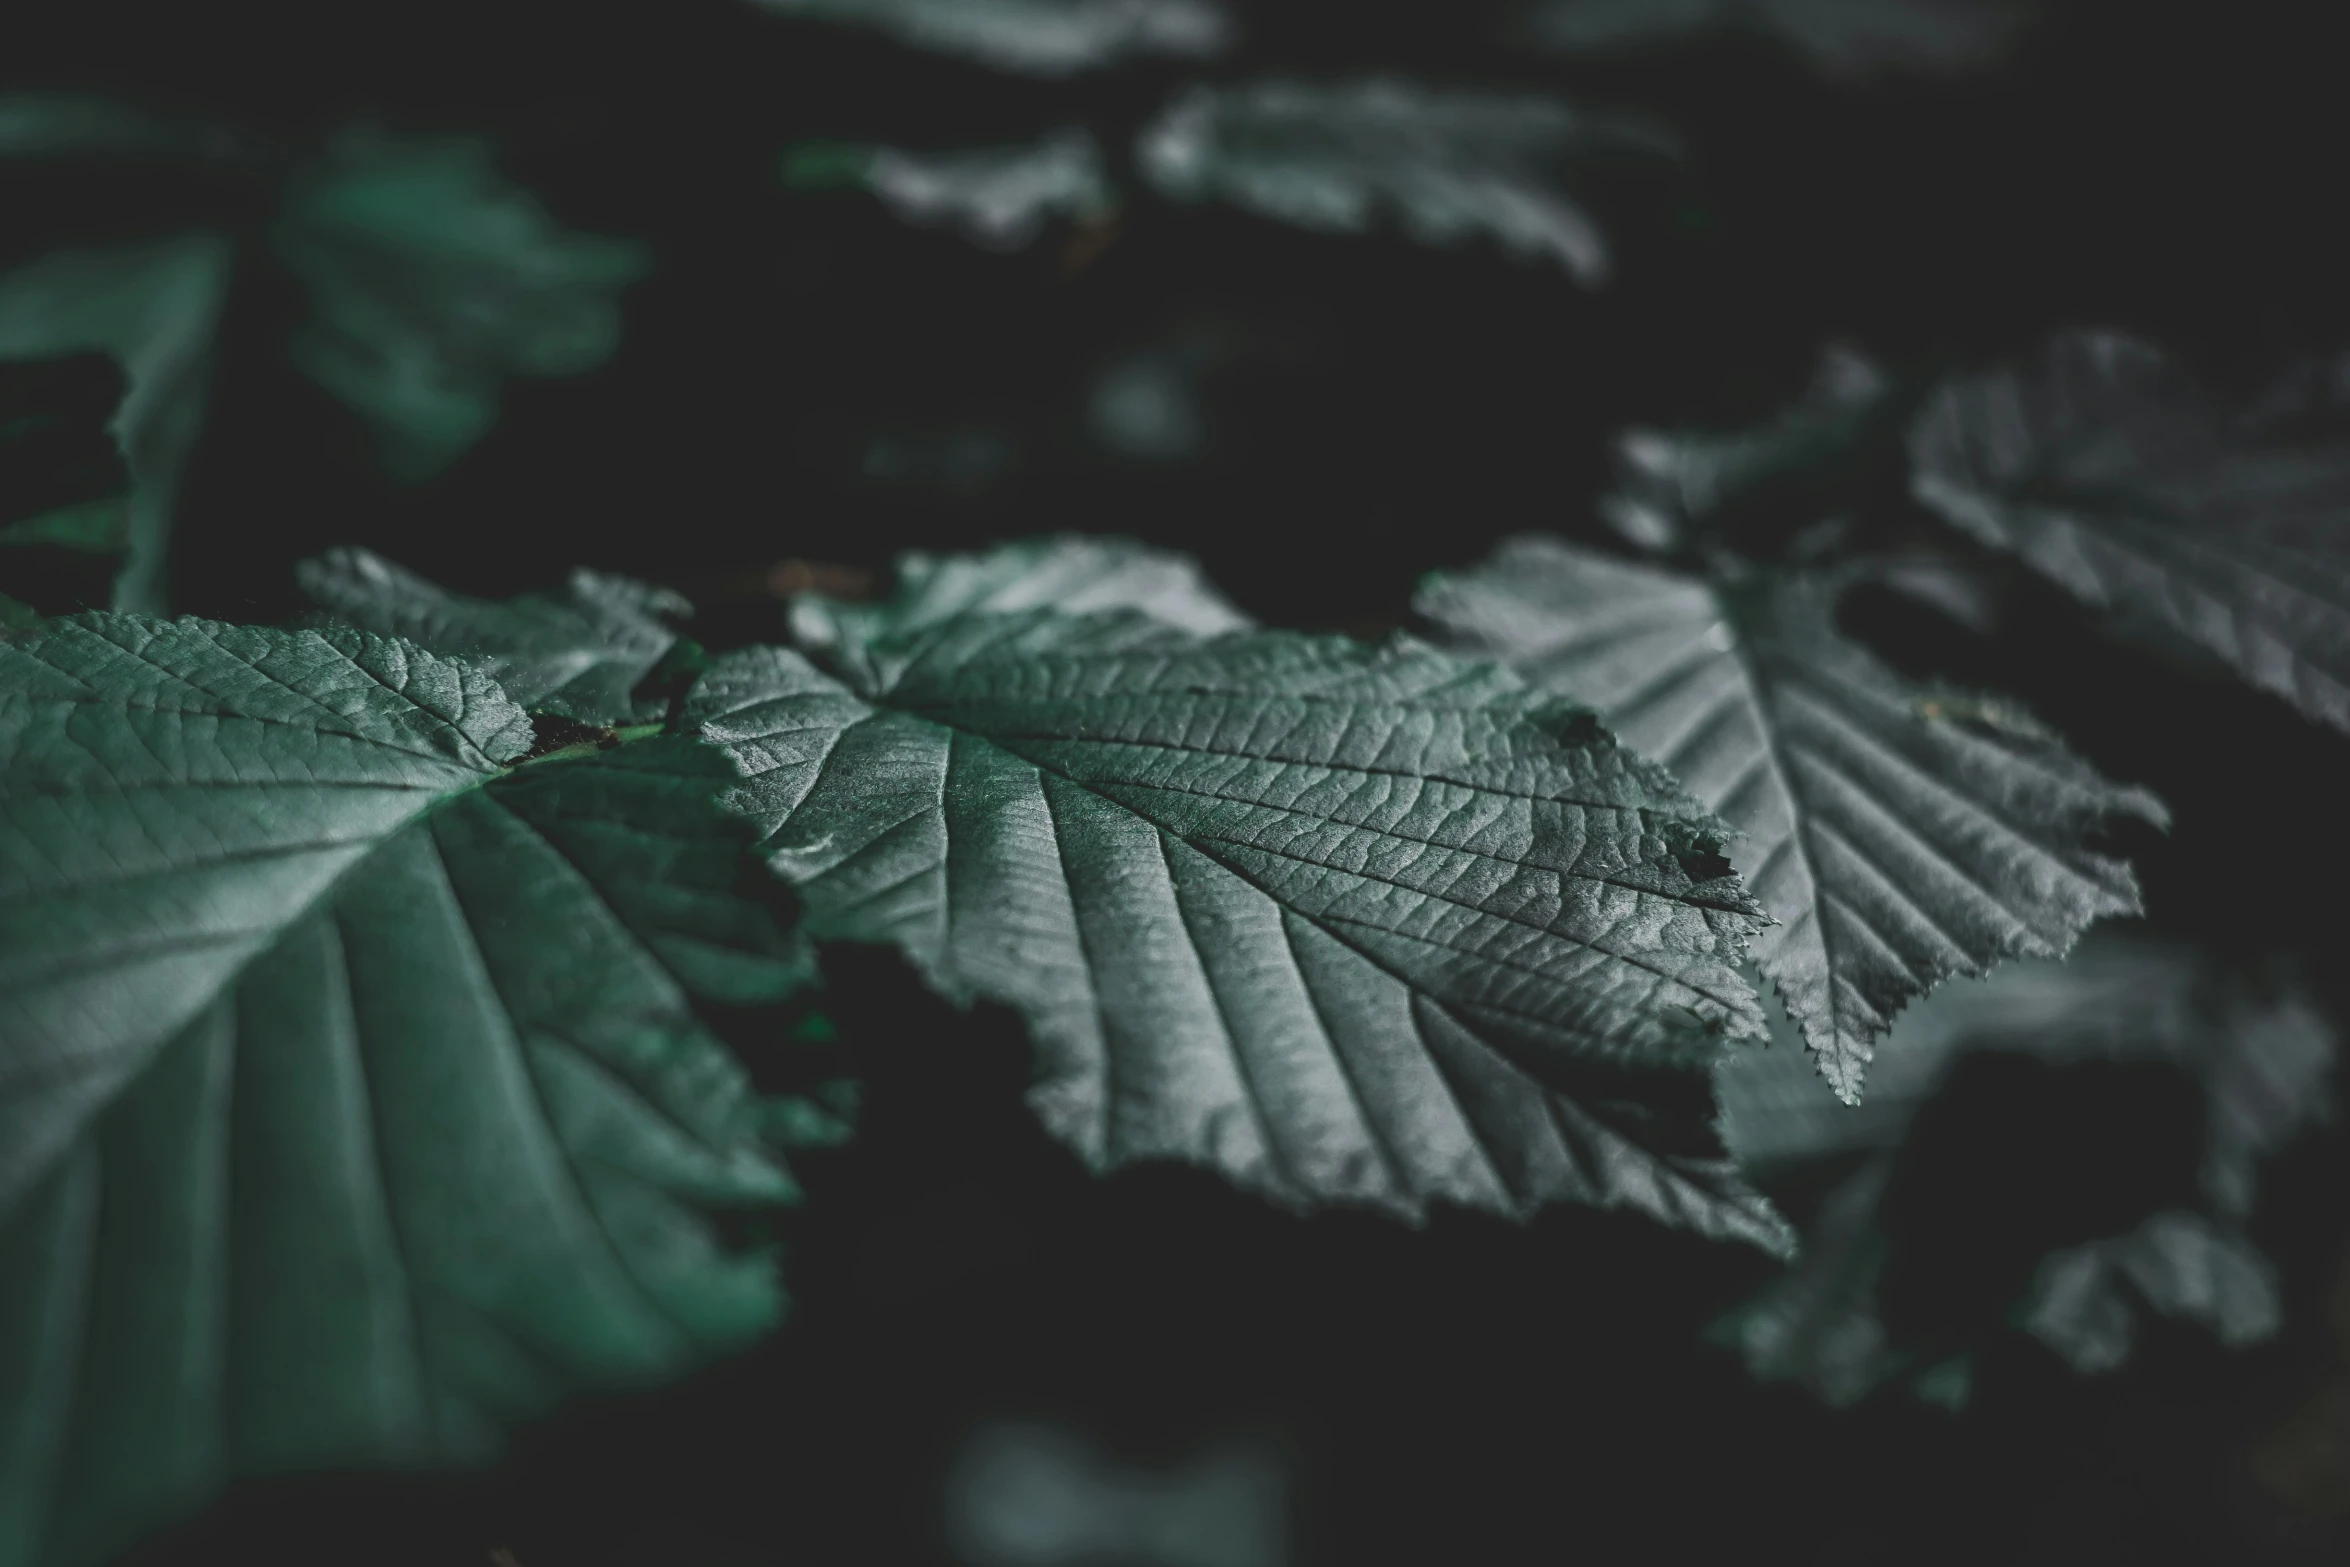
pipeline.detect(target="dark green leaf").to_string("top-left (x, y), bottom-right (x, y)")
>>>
top-left (788, 131), bottom-right (1114, 251)
top-left (2023, 1210), bottom-right (2279, 1374)
top-left (272, 133), bottom-right (649, 479)
top-left (790, 535), bottom-right (1250, 656)
top-left (0, 617), bottom-right (813, 1567)
top-left (0, 94), bottom-right (261, 172)
top-left (1523, 0), bottom-right (2029, 77)
top-left (748, 0), bottom-right (1230, 74)
top-left (0, 238), bottom-right (235, 615)
top-left (0, 355), bottom-right (131, 623)
top-left (1593, 344), bottom-right (1896, 555)
top-left (1910, 330), bottom-right (2350, 736)
top-left (1712, 932), bottom-right (2335, 1397)
top-left (1136, 80), bottom-right (1676, 287)
top-left (1420, 536), bottom-right (2162, 1102)
top-left (689, 575), bottom-right (1790, 1250)
top-left (297, 547), bottom-right (692, 725)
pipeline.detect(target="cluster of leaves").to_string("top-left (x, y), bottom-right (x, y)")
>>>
top-left (5, 2), bottom-right (2349, 1563)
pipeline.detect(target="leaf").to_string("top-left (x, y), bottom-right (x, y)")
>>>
top-left (0, 236), bottom-right (235, 615)
top-left (789, 535), bottom-right (1251, 659)
top-left (0, 616), bottom-right (814, 1567)
top-left (1718, 931), bottom-right (2336, 1201)
top-left (2023, 1210), bottom-right (2281, 1374)
top-left (1711, 931), bottom-right (2336, 1396)
top-left (747, 0), bottom-right (1230, 74)
top-left (687, 581), bottom-right (1791, 1251)
top-left (1910, 330), bottom-right (2350, 736)
top-left (1135, 79), bottom-right (1676, 287)
top-left (785, 131), bottom-right (1115, 252)
top-left (1522, 0), bottom-right (2030, 77)
top-left (1420, 536), bottom-right (2163, 1102)
top-left (272, 133), bottom-right (649, 479)
top-left (0, 93), bottom-right (261, 171)
top-left (1593, 344), bottom-right (1896, 555)
top-left (1704, 1156), bottom-right (1911, 1405)
top-left (0, 355), bottom-right (131, 627)
top-left (297, 547), bottom-right (693, 726)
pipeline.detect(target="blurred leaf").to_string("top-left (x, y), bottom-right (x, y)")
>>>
top-left (0, 93), bottom-right (261, 173)
top-left (1705, 1156), bottom-right (1913, 1405)
top-left (0, 236), bottom-right (234, 615)
top-left (2023, 1210), bottom-right (2280, 1374)
top-left (1523, 0), bottom-right (2032, 77)
top-left (689, 543), bottom-right (1790, 1249)
top-left (297, 546), bottom-right (693, 725)
top-left (1711, 930), bottom-right (2336, 1398)
top-left (792, 129), bottom-right (1114, 251)
top-left (0, 616), bottom-right (817, 1567)
top-left (273, 133), bottom-right (648, 479)
top-left (0, 354), bottom-right (131, 622)
top-left (945, 1420), bottom-right (1287, 1567)
top-left (1136, 79), bottom-right (1676, 287)
top-left (1595, 344), bottom-right (1897, 555)
top-left (790, 535), bottom-right (1249, 650)
top-left (1421, 536), bottom-right (2161, 1102)
top-left (1911, 330), bottom-right (2350, 737)
top-left (749, 0), bottom-right (1230, 74)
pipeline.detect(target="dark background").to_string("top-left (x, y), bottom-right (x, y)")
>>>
top-left (13, 1), bottom-right (2350, 1561)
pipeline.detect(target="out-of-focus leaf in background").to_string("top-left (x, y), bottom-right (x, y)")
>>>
top-left (0, 237), bottom-right (233, 615)
top-left (273, 133), bottom-right (649, 480)
top-left (784, 129), bottom-right (1115, 251)
top-left (0, 93), bottom-right (259, 171)
top-left (0, 353), bottom-right (130, 628)
top-left (1911, 330), bottom-right (2350, 738)
top-left (1522, 0), bottom-right (2034, 77)
top-left (749, 0), bottom-right (1231, 74)
top-left (1137, 79), bottom-right (1677, 288)
top-left (943, 1419), bottom-right (1288, 1567)
top-left (1711, 930), bottom-right (2336, 1403)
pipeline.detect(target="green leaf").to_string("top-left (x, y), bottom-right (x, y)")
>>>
top-left (1524, 0), bottom-right (2029, 77)
top-left (1910, 330), bottom-right (2350, 736)
top-left (0, 616), bottom-right (812, 1567)
top-left (1711, 931), bottom-right (2335, 1397)
top-left (1704, 1156), bottom-right (1908, 1406)
top-left (0, 93), bottom-right (261, 171)
top-left (688, 586), bottom-right (1791, 1250)
top-left (1720, 931), bottom-right (2337, 1211)
top-left (2022, 1210), bottom-right (2279, 1374)
top-left (272, 133), bottom-right (649, 479)
top-left (0, 355), bottom-right (131, 623)
top-left (1420, 536), bottom-right (2163, 1102)
top-left (799, 130), bottom-right (1115, 251)
top-left (1136, 80), bottom-right (1677, 287)
top-left (748, 0), bottom-right (1230, 74)
top-left (1592, 344), bottom-right (1897, 555)
top-left (790, 535), bottom-right (1250, 658)
top-left (297, 547), bottom-right (692, 725)
top-left (0, 237), bottom-right (235, 615)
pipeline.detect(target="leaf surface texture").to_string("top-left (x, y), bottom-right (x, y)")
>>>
top-left (1420, 536), bottom-right (2162, 1101)
top-left (690, 586), bottom-right (1789, 1249)
top-left (1911, 330), bottom-right (2350, 736)
top-left (297, 547), bottom-right (691, 725)
top-left (0, 617), bottom-right (808, 1567)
